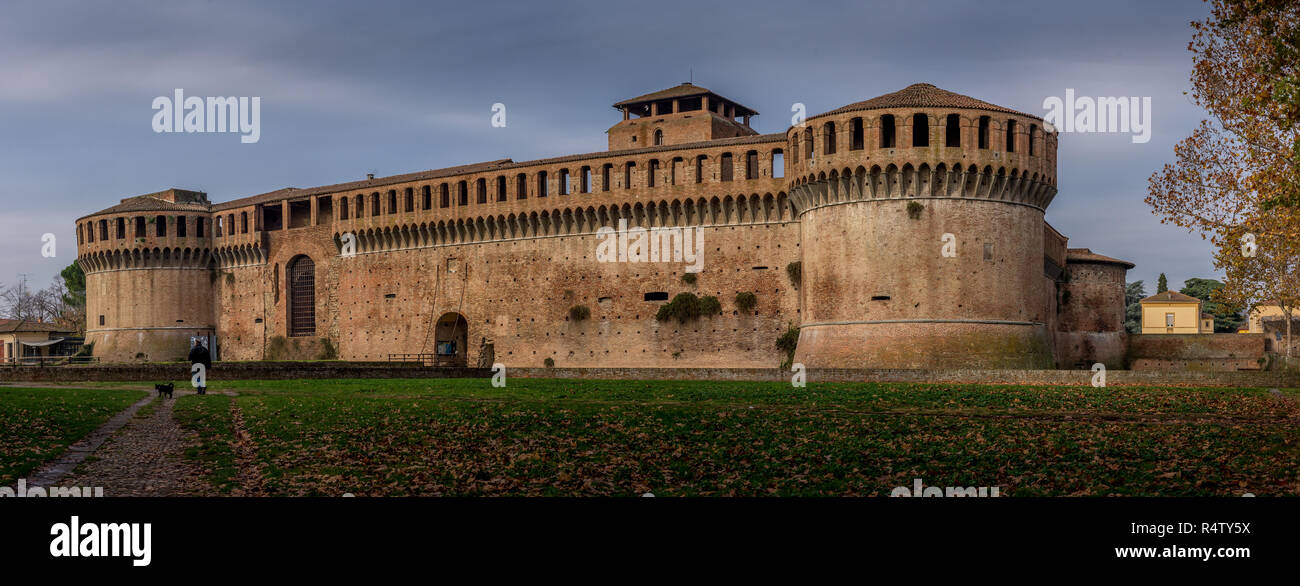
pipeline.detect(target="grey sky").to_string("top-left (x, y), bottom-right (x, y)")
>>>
top-left (0, 0), bottom-right (1213, 296)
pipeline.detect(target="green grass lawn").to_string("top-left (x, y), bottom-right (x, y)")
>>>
top-left (168, 379), bottom-right (1299, 497)
top-left (0, 387), bottom-right (145, 486)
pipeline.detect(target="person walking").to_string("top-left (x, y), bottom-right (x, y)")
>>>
top-left (188, 339), bottom-right (212, 395)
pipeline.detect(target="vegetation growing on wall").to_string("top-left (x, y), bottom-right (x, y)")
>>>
top-left (569, 305), bottom-right (591, 321)
top-left (735, 291), bottom-right (757, 312)
top-left (543, 357), bottom-right (555, 368)
top-left (655, 293), bottom-right (721, 324)
top-left (681, 272), bottom-right (697, 285)
top-left (786, 261), bottom-right (801, 287)
top-left (906, 201), bottom-right (924, 219)
top-left (776, 324), bottom-right (800, 369)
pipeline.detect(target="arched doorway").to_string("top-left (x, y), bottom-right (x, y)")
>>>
top-left (434, 312), bottom-right (468, 366)
top-left (287, 255), bottom-right (315, 337)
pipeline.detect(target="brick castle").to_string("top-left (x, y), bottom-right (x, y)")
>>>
top-left (76, 83), bottom-right (1134, 369)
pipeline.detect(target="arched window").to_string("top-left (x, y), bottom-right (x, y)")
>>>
top-left (601, 165), bottom-right (612, 192)
top-left (558, 169), bottom-right (570, 194)
top-left (624, 162), bottom-right (635, 189)
top-left (497, 176), bottom-right (507, 201)
top-left (772, 149), bottom-right (785, 178)
top-left (371, 192), bottom-right (381, 216)
top-left (945, 114), bottom-right (961, 147)
top-left (746, 150), bottom-right (759, 179)
top-left (457, 181), bottom-right (468, 205)
top-left (440, 183), bottom-right (450, 208)
top-left (155, 215), bottom-right (167, 237)
top-left (803, 127), bottom-right (814, 159)
top-left (536, 172), bottom-right (548, 198)
top-left (516, 174), bottom-right (527, 199)
top-left (823, 122), bottom-right (836, 154)
top-left (422, 185), bottom-right (432, 210)
top-left (695, 156), bottom-right (706, 183)
top-left (653, 129), bottom-right (664, 146)
top-left (387, 190), bottom-right (397, 214)
top-left (1029, 124), bottom-right (1038, 156)
top-left (1005, 119), bottom-right (1017, 152)
top-left (720, 153), bottom-right (734, 182)
top-left (912, 113), bottom-right (929, 147)
top-left (241, 212), bottom-right (249, 233)
top-left (476, 178), bottom-right (487, 203)
top-left (287, 255), bottom-right (315, 337)
top-left (647, 160), bottom-right (658, 187)
top-left (978, 116), bottom-right (990, 149)
top-left (880, 115), bottom-right (896, 148)
top-left (176, 216), bottom-right (187, 237)
top-left (340, 197), bottom-right (349, 219)
top-left (404, 188), bottom-right (414, 212)
top-left (580, 166), bottom-right (591, 193)
top-left (850, 118), bottom-right (864, 150)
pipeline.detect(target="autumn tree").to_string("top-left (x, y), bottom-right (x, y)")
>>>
top-left (1147, 0), bottom-right (1300, 349)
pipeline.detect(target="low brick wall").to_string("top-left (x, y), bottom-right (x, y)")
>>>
top-left (1128, 334), bottom-right (1268, 371)
top-left (0, 362), bottom-right (490, 383)
top-left (0, 362), bottom-right (1293, 387)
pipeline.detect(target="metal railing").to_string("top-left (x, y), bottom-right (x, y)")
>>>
top-left (387, 353), bottom-right (465, 367)
top-left (1, 355), bottom-right (100, 367)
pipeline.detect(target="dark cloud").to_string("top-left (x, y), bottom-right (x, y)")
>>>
top-left (0, 0), bottom-right (1213, 290)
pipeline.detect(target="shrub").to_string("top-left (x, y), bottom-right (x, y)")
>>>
top-left (543, 357), bottom-right (555, 368)
top-left (655, 293), bottom-right (721, 323)
top-left (735, 291), bottom-right (757, 312)
top-left (74, 341), bottom-right (95, 357)
top-left (776, 324), bottom-right (800, 369)
top-left (569, 305), bottom-right (591, 321)
top-left (681, 272), bottom-right (697, 285)
top-left (907, 201), bottom-right (924, 219)
top-left (786, 261), bottom-right (802, 286)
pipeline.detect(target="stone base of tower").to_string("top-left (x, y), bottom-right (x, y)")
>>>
top-left (87, 327), bottom-right (214, 363)
top-left (793, 321), bottom-right (1054, 370)
top-left (1055, 331), bottom-right (1127, 370)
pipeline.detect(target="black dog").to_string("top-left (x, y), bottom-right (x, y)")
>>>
top-left (154, 383), bottom-right (174, 399)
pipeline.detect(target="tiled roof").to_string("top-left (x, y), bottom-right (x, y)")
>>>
top-left (0, 319), bottom-right (70, 333)
top-left (208, 133), bottom-right (786, 211)
top-left (79, 197), bottom-right (212, 221)
top-left (613, 83), bottom-right (758, 116)
top-left (809, 83), bottom-right (1038, 122)
top-left (1066, 248), bottom-right (1135, 269)
top-left (1140, 290), bottom-right (1201, 304)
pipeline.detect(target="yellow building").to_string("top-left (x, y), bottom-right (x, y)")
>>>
top-left (0, 319), bottom-right (77, 363)
top-left (1139, 291), bottom-right (1210, 334)
top-left (1246, 304), bottom-right (1289, 334)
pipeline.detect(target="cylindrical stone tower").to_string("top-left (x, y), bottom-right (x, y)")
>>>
top-left (76, 189), bottom-right (216, 362)
top-left (1056, 248), bottom-right (1134, 369)
top-left (788, 83), bottom-right (1059, 369)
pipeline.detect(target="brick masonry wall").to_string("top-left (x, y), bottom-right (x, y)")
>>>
top-left (1128, 333), bottom-right (1268, 371)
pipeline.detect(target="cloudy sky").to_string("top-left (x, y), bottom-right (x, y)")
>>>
top-left (0, 0), bottom-right (1213, 295)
